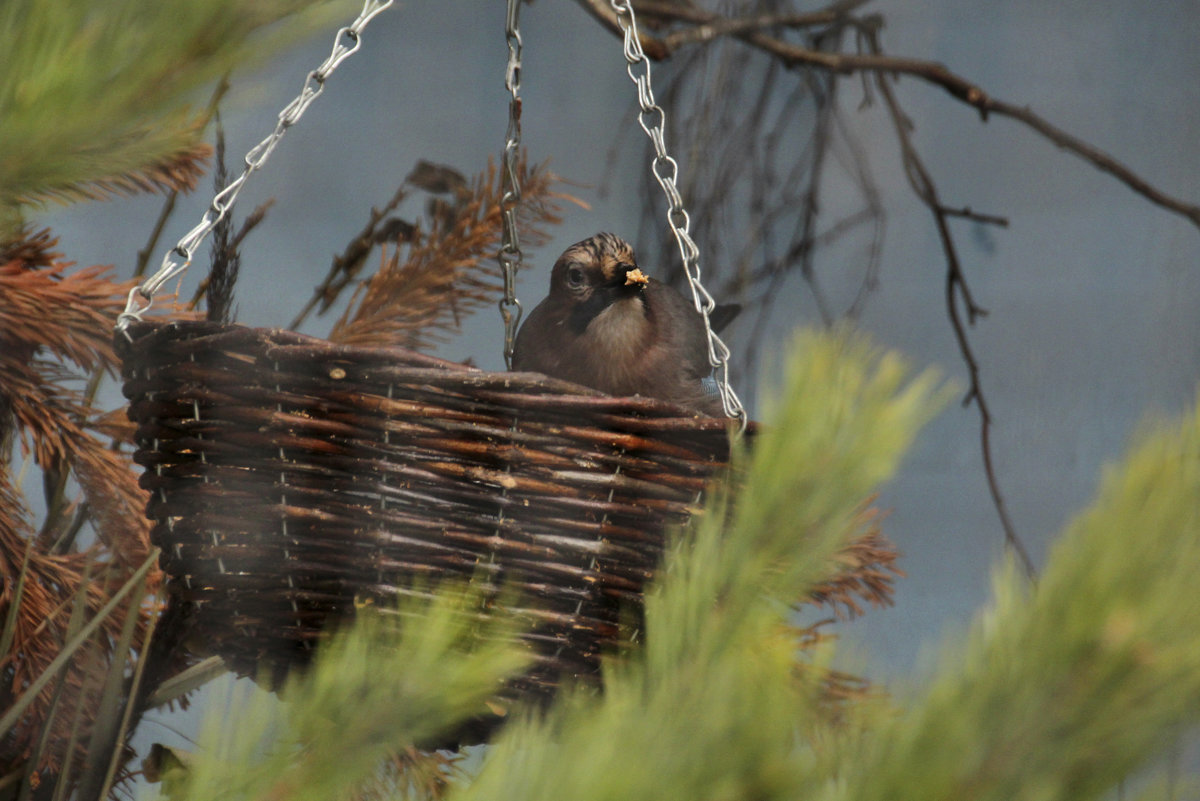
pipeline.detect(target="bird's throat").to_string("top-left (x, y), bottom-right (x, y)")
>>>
top-left (578, 294), bottom-right (651, 373)
top-left (567, 285), bottom-right (643, 335)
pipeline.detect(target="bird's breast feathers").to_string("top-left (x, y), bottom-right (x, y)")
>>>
top-left (585, 295), bottom-right (649, 352)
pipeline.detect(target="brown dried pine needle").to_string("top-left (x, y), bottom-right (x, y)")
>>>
top-left (0, 226), bottom-right (166, 786)
top-left (0, 473), bottom-right (149, 782)
top-left (0, 230), bottom-right (126, 373)
top-left (330, 157), bottom-right (580, 350)
top-left (801, 502), bottom-right (902, 619)
top-left (15, 140), bottom-right (211, 209)
top-left (1, 229), bottom-right (155, 563)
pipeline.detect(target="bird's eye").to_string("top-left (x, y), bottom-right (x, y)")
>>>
top-left (566, 266), bottom-right (585, 287)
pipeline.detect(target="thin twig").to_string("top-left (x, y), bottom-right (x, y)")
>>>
top-left (657, 11), bottom-right (849, 53)
top-left (873, 69), bottom-right (1036, 578)
top-left (576, 0), bottom-right (873, 50)
top-left (575, 0), bottom-right (1200, 232)
top-left (796, 70), bottom-right (838, 327)
top-left (290, 183), bottom-right (411, 330)
top-left (940, 206), bottom-right (1009, 227)
top-left (784, 43), bottom-right (1200, 228)
top-left (132, 193), bottom-right (178, 283)
top-left (828, 98), bottom-right (885, 318)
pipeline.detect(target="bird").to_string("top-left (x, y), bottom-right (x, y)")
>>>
top-left (512, 232), bottom-right (737, 416)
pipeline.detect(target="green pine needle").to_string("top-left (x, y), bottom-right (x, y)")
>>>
top-left (162, 585), bottom-right (531, 801)
top-left (0, 0), bottom-right (341, 234)
top-left (837, 402), bottom-right (1200, 801)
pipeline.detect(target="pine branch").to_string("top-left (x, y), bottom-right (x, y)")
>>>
top-left (0, 0), bottom-right (342, 234)
top-left (329, 157), bottom-right (580, 351)
top-left (18, 142), bottom-right (212, 208)
top-left (839, 399), bottom-right (1200, 801)
top-left (0, 231), bottom-right (158, 562)
top-left (0, 473), bottom-right (154, 785)
top-left (0, 230), bottom-right (128, 375)
top-left (159, 587), bottom-right (530, 801)
top-left (805, 506), bottom-right (902, 618)
top-left (3, 358), bottom-right (152, 563)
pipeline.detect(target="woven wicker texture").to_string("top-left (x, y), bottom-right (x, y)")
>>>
top-left (117, 320), bottom-right (743, 731)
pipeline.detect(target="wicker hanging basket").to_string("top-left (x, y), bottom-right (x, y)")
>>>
top-left (118, 318), bottom-right (746, 731)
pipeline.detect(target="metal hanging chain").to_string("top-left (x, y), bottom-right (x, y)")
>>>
top-left (607, 1), bottom-right (747, 426)
top-left (116, 0), bottom-right (395, 333)
top-left (497, 0), bottom-right (526, 370)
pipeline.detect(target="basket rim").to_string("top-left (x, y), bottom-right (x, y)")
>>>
top-left (118, 318), bottom-right (754, 431)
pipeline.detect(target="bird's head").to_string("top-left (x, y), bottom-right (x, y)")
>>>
top-left (548, 233), bottom-right (649, 329)
top-left (550, 232), bottom-right (648, 299)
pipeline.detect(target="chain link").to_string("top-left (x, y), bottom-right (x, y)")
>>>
top-left (497, 0), bottom-right (526, 370)
top-left (116, 0), bottom-right (395, 333)
top-left (607, 1), bottom-right (746, 426)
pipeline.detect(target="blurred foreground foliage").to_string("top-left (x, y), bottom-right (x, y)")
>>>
top-left (0, 0), bottom-right (339, 235)
top-left (155, 331), bottom-right (1200, 801)
top-left (0, 1), bottom-right (336, 796)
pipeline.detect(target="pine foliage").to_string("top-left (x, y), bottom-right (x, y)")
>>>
top-left (328, 158), bottom-right (575, 351)
top-left (836, 405), bottom-right (1200, 801)
top-left (0, 1), bottom-right (345, 792)
top-left (159, 588), bottom-right (531, 801)
top-left (0, 0), bottom-right (339, 234)
top-left (0, 228), bottom-right (164, 790)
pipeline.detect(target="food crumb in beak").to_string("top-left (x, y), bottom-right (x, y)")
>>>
top-left (625, 267), bottom-right (649, 286)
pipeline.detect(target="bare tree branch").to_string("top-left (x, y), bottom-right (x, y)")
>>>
top-left (578, 0), bottom-right (1200, 231)
top-left (582, 0), bottom-right (1200, 575)
top-left (872, 67), bottom-right (1037, 579)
